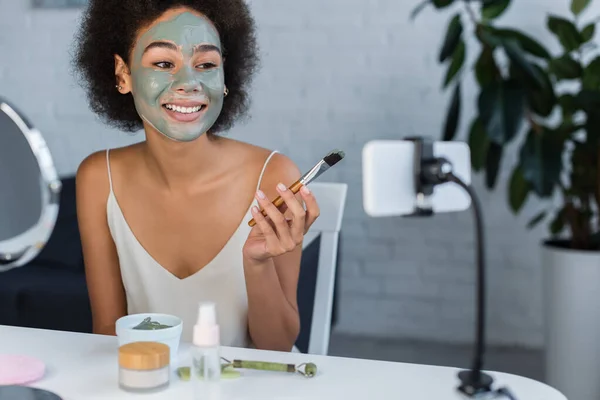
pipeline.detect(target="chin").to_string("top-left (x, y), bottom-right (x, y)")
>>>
top-left (157, 128), bottom-right (205, 143)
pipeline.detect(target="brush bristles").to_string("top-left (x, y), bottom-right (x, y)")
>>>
top-left (323, 149), bottom-right (345, 167)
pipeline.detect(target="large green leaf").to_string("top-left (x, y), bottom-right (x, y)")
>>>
top-left (491, 28), bottom-right (551, 59)
top-left (485, 142), bottom-right (503, 189)
top-left (475, 47), bottom-right (500, 87)
top-left (482, 0), bottom-right (511, 20)
top-left (581, 23), bottom-right (596, 43)
top-left (510, 62), bottom-right (556, 117)
top-left (527, 65), bottom-right (556, 117)
top-left (478, 26), bottom-right (504, 48)
top-left (468, 118), bottom-right (489, 171)
top-left (478, 79), bottom-right (526, 145)
top-left (443, 83), bottom-right (461, 140)
top-left (570, 0), bottom-right (591, 16)
top-left (439, 14), bottom-right (463, 63)
top-left (443, 39), bottom-right (465, 88)
top-left (582, 56), bottom-right (600, 90)
top-left (432, 0), bottom-right (455, 8)
top-left (508, 165), bottom-right (530, 213)
top-left (549, 54), bottom-right (583, 80)
top-left (519, 128), bottom-right (565, 197)
top-left (502, 39), bottom-right (546, 89)
top-left (547, 15), bottom-right (583, 51)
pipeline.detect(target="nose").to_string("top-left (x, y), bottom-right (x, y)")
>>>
top-left (173, 66), bottom-right (200, 93)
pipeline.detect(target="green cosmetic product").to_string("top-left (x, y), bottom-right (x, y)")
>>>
top-left (129, 12), bottom-right (225, 142)
top-left (175, 360), bottom-right (317, 381)
top-left (132, 317), bottom-right (172, 330)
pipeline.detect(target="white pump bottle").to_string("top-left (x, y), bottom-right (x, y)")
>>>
top-left (192, 302), bottom-right (221, 384)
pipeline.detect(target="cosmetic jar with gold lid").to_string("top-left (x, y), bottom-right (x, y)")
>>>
top-left (118, 341), bottom-right (170, 392)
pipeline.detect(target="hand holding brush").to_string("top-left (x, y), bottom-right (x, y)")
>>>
top-left (247, 149), bottom-right (345, 227)
top-left (242, 149), bottom-right (345, 265)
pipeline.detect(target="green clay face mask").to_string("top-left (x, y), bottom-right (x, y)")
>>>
top-left (129, 12), bottom-right (224, 142)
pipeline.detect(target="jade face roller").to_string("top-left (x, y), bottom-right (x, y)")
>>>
top-left (176, 358), bottom-right (318, 380)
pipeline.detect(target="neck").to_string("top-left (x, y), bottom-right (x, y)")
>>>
top-left (141, 127), bottom-right (221, 192)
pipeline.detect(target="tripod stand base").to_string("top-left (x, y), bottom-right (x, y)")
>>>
top-left (457, 369), bottom-right (494, 397)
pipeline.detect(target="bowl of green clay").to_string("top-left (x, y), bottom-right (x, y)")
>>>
top-left (116, 313), bottom-right (183, 362)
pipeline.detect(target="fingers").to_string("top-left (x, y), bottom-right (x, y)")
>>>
top-left (299, 186), bottom-right (320, 232)
top-left (252, 184), bottom-right (321, 258)
top-left (276, 183), bottom-right (305, 244)
top-left (250, 205), bottom-right (280, 252)
top-left (255, 189), bottom-right (296, 252)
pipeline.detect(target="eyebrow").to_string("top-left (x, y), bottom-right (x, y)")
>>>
top-left (142, 41), bottom-right (221, 55)
top-left (193, 44), bottom-right (221, 55)
top-left (143, 41), bottom-right (178, 54)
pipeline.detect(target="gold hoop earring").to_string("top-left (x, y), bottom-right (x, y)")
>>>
top-left (224, 87), bottom-right (229, 97)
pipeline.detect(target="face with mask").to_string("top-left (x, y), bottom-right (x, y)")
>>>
top-left (119, 10), bottom-right (225, 142)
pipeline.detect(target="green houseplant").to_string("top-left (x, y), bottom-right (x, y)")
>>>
top-left (413, 0), bottom-right (600, 250)
top-left (412, 1), bottom-right (600, 398)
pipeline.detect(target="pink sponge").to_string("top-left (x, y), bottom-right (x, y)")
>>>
top-left (0, 354), bottom-right (45, 385)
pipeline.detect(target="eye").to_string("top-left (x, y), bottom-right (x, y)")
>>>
top-left (196, 62), bottom-right (217, 70)
top-left (154, 61), bottom-right (174, 69)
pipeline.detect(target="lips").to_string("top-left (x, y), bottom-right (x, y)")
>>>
top-left (161, 101), bottom-right (207, 123)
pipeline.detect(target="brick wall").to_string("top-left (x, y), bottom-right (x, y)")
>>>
top-left (1, 0), bottom-right (593, 348)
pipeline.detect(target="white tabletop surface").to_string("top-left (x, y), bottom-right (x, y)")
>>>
top-left (0, 325), bottom-right (566, 400)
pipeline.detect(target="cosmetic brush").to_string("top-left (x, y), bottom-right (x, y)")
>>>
top-left (248, 149), bottom-right (345, 227)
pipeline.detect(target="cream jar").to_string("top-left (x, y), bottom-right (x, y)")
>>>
top-left (118, 341), bottom-right (170, 392)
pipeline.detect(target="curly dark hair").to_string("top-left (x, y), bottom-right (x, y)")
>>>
top-left (72, 0), bottom-right (259, 135)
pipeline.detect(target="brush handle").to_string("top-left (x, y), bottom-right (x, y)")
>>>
top-left (248, 180), bottom-right (304, 227)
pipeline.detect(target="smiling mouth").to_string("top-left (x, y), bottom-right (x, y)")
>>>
top-left (161, 102), bottom-right (207, 123)
top-left (162, 103), bottom-right (206, 114)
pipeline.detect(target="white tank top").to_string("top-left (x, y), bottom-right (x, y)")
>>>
top-left (105, 149), bottom-right (278, 346)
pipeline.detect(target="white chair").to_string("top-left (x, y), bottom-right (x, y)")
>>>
top-left (297, 182), bottom-right (347, 356)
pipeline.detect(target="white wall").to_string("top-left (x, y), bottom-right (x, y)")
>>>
top-left (1, 0), bottom-right (596, 348)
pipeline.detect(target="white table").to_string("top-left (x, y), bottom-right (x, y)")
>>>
top-left (0, 325), bottom-right (566, 400)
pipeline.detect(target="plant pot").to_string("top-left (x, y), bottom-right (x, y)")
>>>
top-left (542, 240), bottom-right (600, 400)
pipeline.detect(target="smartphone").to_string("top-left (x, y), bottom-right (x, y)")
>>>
top-left (362, 139), bottom-right (472, 217)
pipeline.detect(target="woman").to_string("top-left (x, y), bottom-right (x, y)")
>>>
top-left (72, 0), bottom-right (320, 352)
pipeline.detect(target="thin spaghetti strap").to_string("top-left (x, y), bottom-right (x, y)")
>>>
top-left (106, 149), bottom-right (114, 192)
top-left (256, 150), bottom-right (278, 191)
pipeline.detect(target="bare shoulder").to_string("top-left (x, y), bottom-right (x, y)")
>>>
top-left (262, 152), bottom-right (301, 186)
top-left (258, 152), bottom-right (301, 197)
top-left (225, 139), bottom-right (301, 191)
top-left (76, 144), bottom-right (140, 193)
top-left (76, 149), bottom-right (110, 195)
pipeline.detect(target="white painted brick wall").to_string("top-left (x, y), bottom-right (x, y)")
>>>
top-left (1, 0), bottom-right (596, 348)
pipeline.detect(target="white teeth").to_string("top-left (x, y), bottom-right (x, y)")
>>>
top-left (164, 104), bottom-right (203, 113)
